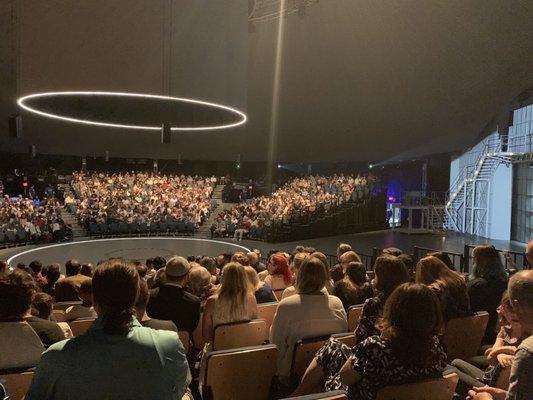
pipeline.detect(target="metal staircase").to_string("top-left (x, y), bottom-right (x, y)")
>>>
top-left (444, 136), bottom-right (513, 236)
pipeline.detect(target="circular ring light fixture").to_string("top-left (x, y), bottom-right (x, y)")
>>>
top-left (17, 91), bottom-right (247, 131)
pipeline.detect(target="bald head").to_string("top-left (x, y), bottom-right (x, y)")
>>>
top-left (509, 269), bottom-right (533, 334)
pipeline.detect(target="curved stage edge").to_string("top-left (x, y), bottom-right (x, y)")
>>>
top-left (6, 237), bottom-right (250, 270)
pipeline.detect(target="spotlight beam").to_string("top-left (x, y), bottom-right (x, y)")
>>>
top-left (17, 91), bottom-right (247, 131)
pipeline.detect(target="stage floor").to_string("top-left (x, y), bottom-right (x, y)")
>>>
top-left (1, 230), bottom-right (525, 271)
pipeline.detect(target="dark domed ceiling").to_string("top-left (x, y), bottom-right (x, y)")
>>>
top-left (1, 0), bottom-right (533, 163)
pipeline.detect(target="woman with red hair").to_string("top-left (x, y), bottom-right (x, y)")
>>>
top-left (265, 253), bottom-right (293, 291)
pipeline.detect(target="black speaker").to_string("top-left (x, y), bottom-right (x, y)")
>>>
top-left (9, 114), bottom-right (22, 138)
top-left (161, 122), bottom-right (171, 144)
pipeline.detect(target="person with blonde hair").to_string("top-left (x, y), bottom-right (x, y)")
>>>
top-left (415, 255), bottom-right (471, 322)
top-left (270, 256), bottom-right (347, 380)
top-left (202, 262), bottom-right (258, 342)
top-left (188, 266), bottom-right (216, 303)
top-left (244, 266), bottom-right (277, 304)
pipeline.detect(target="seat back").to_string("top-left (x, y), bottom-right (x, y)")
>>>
top-left (203, 344), bottom-right (277, 400)
top-left (442, 312), bottom-right (489, 360)
top-left (68, 318), bottom-right (95, 337)
top-left (178, 331), bottom-right (190, 353)
top-left (213, 319), bottom-right (268, 351)
top-left (258, 302), bottom-right (278, 331)
top-left (376, 373), bottom-right (458, 400)
top-left (52, 309), bottom-right (66, 322)
top-left (330, 332), bottom-right (356, 348)
top-left (0, 371), bottom-right (34, 400)
top-left (192, 314), bottom-right (205, 350)
top-left (280, 390), bottom-right (347, 400)
top-left (347, 304), bottom-right (364, 331)
top-left (53, 301), bottom-right (82, 311)
top-left (291, 336), bottom-right (330, 380)
top-left (0, 322), bottom-right (44, 370)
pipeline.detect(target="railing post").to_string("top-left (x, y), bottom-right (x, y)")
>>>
top-left (463, 244), bottom-right (470, 274)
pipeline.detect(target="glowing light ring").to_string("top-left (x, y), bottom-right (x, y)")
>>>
top-left (17, 91), bottom-right (247, 131)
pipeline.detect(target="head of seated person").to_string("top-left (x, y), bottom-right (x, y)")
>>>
top-left (65, 259), bottom-right (82, 277)
top-left (188, 265), bottom-right (214, 301)
top-left (266, 253), bottom-right (293, 289)
top-left (0, 270), bottom-right (36, 322)
top-left (31, 292), bottom-right (54, 320)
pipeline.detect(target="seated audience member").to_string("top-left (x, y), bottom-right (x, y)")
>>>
top-left (247, 251), bottom-right (266, 273)
top-left (270, 256), bottom-right (348, 380)
top-left (264, 253), bottom-right (293, 291)
top-left (135, 279), bottom-right (177, 332)
top-left (450, 290), bottom-right (524, 394)
top-left (330, 243), bottom-right (352, 282)
top-left (381, 247), bottom-right (403, 257)
top-left (31, 292), bottom-right (73, 339)
top-left (26, 259), bottom-right (190, 400)
top-left (292, 283), bottom-right (447, 400)
top-left (0, 270), bottom-right (65, 348)
top-left (331, 247), bottom-right (360, 282)
top-left (231, 252), bottom-right (250, 266)
top-left (415, 255), bottom-right (471, 322)
top-left (80, 263), bottom-right (93, 277)
top-left (333, 261), bottom-right (374, 311)
top-left (64, 280), bottom-right (97, 321)
top-left (355, 255), bottom-right (409, 342)
top-left (310, 252), bottom-right (335, 293)
top-left (132, 260), bottom-right (147, 279)
top-left (187, 266), bottom-right (216, 303)
top-left (202, 262), bottom-right (258, 342)
top-left (54, 259), bottom-right (91, 301)
top-left (147, 256), bottom-right (201, 333)
top-left (397, 253), bottom-right (415, 279)
top-left (245, 266), bottom-right (277, 303)
top-left (467, 270), bottom-right (533, 400)
top-left (29, 260), bottom-right (43, 278)
top-left (40, 264), bottom-right (61, 296)
top-left (281, 252), bottom-right (309, 299)
top-left (199, 256), bottom-right (219, 284)
top-left (428, 251), bottom-right (456, 271)
top-left (468, 245), bottom-right (509, 344)
top-left (0, 260), bottom-right (8, 276)
top-left (145, 258), bottom-right (156, 281)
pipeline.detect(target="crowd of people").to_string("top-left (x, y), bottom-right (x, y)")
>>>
top-left (70, 171), bottom-right (217, 228)
top-left (0, 240), bottom-right (531, 400)
top-left (0, 196), bottom-right (70, 244)
top-left (211, 174), bottom-right (379, 240)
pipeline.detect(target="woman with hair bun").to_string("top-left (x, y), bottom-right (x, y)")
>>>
top-left (27, 260), bottom-right (191, 400)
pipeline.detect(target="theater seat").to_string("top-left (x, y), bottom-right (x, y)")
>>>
top-left (280, 390), bottom-right (347, 400)
top-left (178, 331), bottom-right (190, 354)
top-left (442, 311), bottom-right (489, 361)
top-left (376, 373), bottom-right (458, 400)
top-left (52, 309), bottom-right (67, 322)
top-left (0, 371), bottom-right (34, 400)
top-left (330, 332), bottom-right (356, 348)
top-left (192, 315), bottom-right (205, 350)
top-left (213, 319), bottom-right (268, 351)
top-left (291, 335), bottom-right (331, 380)
top-left (258, 301), bottom-right (278, 331)
top-left (200, 344), bottom-right (277, 400)
top-left (0, 322), bottom-right (44, 371)
top-left (347, 304), bottom-right (364, 331)
top-left (53, 301), bottom-right (82, 311)
top-left (68, 318), bottom-right (95, 337)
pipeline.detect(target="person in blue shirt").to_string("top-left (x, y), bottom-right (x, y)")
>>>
top-left (27, 259), bottom-right (191, 400)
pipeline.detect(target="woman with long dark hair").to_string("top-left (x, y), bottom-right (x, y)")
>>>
top-left (292, 283), bottom-right (447, 400)
top-left (468, 245), bottom-right (508, 343)
top-left (27, 260), bottom-right (190, 400)
top-left (333, 261), bottom-right (374, 311)
top-left (415, 255), bottom-right (471, 322)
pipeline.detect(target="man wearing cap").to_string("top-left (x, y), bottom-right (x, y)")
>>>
top-left (146, 256), bottom-right (201, 333)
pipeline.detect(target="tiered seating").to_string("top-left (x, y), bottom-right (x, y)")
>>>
top-left (67, 318), bottom-right (95, 337)
top-left (258, 301), bottom-right (278, 331)
top-left (291, 336), bottom-right (331, 380)
top-left (346, 304), bottom-right (364, 331)
top-left (0, 371), bottom-right (34, 400)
